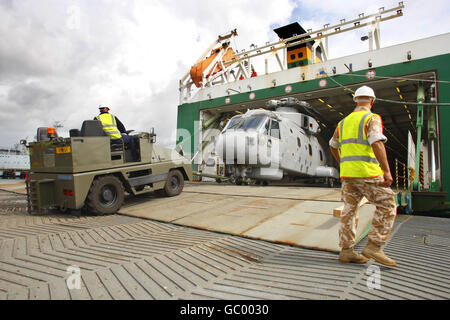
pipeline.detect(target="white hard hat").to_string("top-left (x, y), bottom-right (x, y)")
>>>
top-left (353, 85), bottom-right (376, 102)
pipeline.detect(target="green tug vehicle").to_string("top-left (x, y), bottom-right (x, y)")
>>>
top-left (23, 120), bottom-right (192, 215)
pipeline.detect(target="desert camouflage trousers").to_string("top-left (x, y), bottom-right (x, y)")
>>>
top-left (339, 176), bottom-right (397, 249)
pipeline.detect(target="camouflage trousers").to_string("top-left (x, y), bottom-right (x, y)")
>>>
top-left (339, 176), bottom-right (397, 249)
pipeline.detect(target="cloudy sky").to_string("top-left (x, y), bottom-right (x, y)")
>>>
top-left (1, 0), bottom-right (449, 149)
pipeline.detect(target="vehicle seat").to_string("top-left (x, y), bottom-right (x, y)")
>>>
top-left (80, 120), bottom-right (107, 137)
top-left (80, 120), bottom-right (124, 155)
top-left (69, 129), bottom-right (81, 137)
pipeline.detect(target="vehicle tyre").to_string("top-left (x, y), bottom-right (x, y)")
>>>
top-left (86, 175), bottom-right (124, 215)
top-left (235, 177), bottom-right (243, 186)
top-left (164, 169), bottom-right (184, 197)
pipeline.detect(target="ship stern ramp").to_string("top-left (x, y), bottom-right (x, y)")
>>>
top-left (119, 183), bottom-right (373, 253)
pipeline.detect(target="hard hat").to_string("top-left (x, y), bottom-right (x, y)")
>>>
top-left (99, 105), bottom-right (110, 110)
top-left (353, 85), bottom-right (376, 102)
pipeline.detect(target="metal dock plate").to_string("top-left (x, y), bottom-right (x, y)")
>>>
top-left (119, 183), bottom-right (374, 253)
top-left (0, 181), bottom-right (374, 252)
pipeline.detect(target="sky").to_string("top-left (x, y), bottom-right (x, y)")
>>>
top-left (0, 0), bottom-right (449, 149)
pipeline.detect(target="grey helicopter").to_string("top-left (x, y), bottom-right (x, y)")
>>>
top-left (211, 97), bottom-right (340, 186)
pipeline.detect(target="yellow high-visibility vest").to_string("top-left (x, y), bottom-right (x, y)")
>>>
top-left (338, 111), bottom-right (384, 178)
top-left (96, 113), bottom-right (122, 140)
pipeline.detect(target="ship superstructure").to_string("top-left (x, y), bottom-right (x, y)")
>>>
top-left (177, 2), bottom-right (450, 213)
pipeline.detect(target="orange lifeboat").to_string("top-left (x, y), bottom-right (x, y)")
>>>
top-left (190, 44), bottom-right (236, 88)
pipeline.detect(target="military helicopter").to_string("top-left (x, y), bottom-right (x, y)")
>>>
top-left (211, 97), bottom-right (340, 187)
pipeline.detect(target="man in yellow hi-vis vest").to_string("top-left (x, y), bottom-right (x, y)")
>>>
top-left (329, 86), bottom-right (397, 267)
top-left (96, 106), bottom-right (137, 160)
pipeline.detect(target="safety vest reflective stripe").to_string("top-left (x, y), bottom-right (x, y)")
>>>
top-left (103, 128), bottom-right (121, 134)
top-left (341, 156), bottom-right (379, 164)
top-left (340, 138), bottom-right (370, 146)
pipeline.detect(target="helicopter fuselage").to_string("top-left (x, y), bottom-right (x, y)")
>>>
top-left (214, 107), bottom-right (339, 184)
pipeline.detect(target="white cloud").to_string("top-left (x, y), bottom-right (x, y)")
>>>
top-left (0, 0), bottom-right (448, 149)
top-left (295, 0), bottom-right (450, 58)
top-left (0, 0), bottom-right (296, 148)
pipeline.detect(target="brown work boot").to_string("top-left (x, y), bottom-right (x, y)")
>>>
top-left (338, 248), bottom-right (369, 264)
top-left (362, 241), bottom-right (397, 267)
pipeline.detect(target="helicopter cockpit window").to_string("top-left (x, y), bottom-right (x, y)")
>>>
top-left (224, 116), bottom-right (243, 131)
top-left (270, 120), bottom-right (280, 139)
top-left (224, 115), bottom-right (267, 132)
top-left (303, 115), bottom-right (309, 128)
top-left (242, 115), bottom-right (267, 131)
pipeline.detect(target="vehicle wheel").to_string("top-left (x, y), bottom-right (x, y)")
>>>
top-left (215, 178), bottom-right (222, 183)
top-left (262, 180), bottom-right (269, 186)
top-left (86, 175), bottom-right (124, 215)
top-left (235, 177), bottom-right (243, 186)
top-left (164, 170), bottom-right (184, 197)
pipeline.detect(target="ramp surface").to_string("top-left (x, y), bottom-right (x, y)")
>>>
top-left (1, 188), bottom-right (449, 300)
top-left (0, 181), bottom-right (374, 252)
top-left (0, 182), bottom-right (26, 195)
top-left (120, 183), bottom-right (374, 252)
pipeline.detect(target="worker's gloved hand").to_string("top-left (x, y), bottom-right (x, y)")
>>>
top-left (382, 171), bottom-right (393, 188)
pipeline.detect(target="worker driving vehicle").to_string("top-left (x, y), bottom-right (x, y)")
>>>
top-left (95, 105), bottom-right (138, 161)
